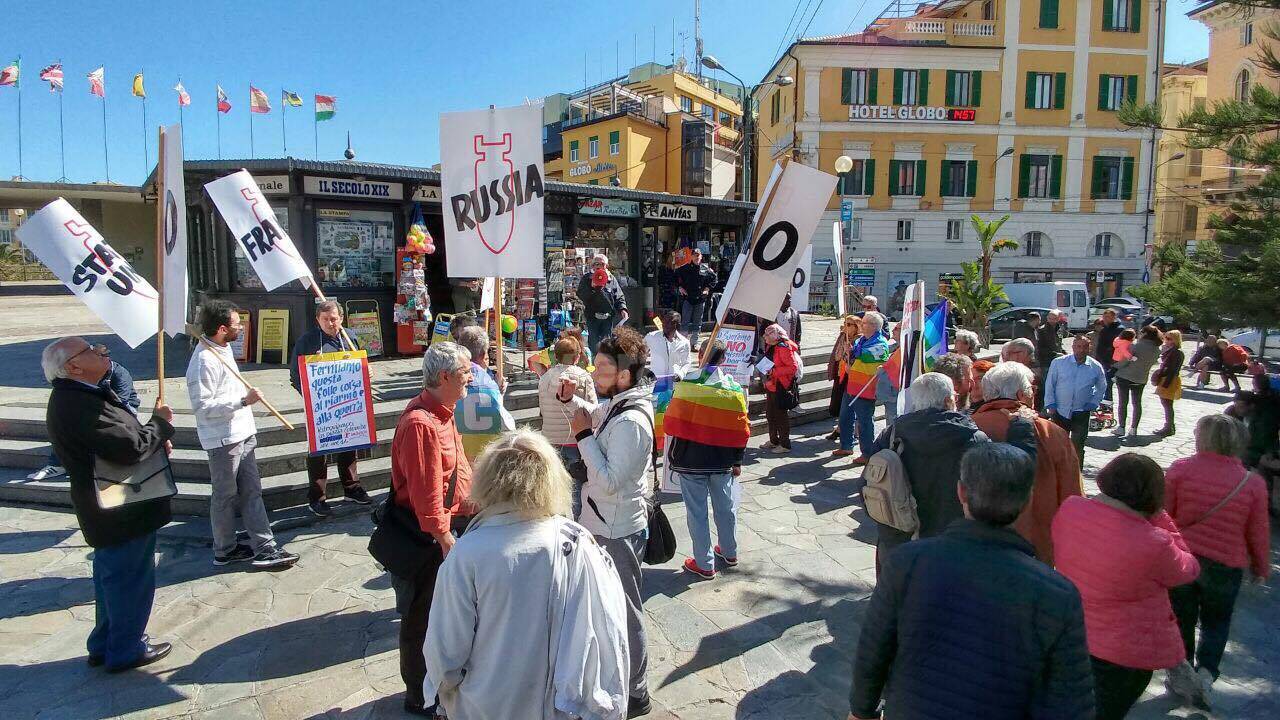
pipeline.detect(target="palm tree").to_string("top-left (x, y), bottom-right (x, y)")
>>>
top-left (970, 214), bottom-right (1018, 286)
top-left (941, 260), bottom-right (1009, 343)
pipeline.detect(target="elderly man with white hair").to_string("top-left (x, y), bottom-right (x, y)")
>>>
top-left (971, 361), bottom-right (1082, 564)
top-left (386, 341), bottom-right (477, 716)
top-left (576, 253), bottom-right (629, 354)
top-left (869, 372), bottom-right (989, 559)
top-left (42, 337), bottom-right (176, 672)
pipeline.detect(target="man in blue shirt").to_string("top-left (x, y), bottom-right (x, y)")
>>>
top-left (1043, 335), bottom-right (1107, 468)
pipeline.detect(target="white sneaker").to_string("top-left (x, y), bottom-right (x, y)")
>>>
top-left (27, 465), bottom-right (66, 481)
top-left (1111, 426), bottom-right (1126, 437)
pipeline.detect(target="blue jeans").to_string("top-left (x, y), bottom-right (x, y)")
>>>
top-left (839, 396), bottom-right (877, 455)
top-left (558, 445), bottom-right (583, 518)
top-left (586, 316), bottom-right (615, 355)
top-left (677, 471), bottom-right (738, 570)
top-left (87, 532), bottom-right (157, 668)
top-left (681, 299), bottom-right (706, 348)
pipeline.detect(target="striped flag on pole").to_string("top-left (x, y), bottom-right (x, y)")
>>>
top-left (282, 90), bottom-right (303, 107)
top-left (39, 63), bottom-right (63, 92)
top-left (216, 84), bottom-right (231, 113)
top-left (315, 94), bottom-right (336, 121)
top-left (0, 59), bottom-right (18, 87)
top-left (174, 81), bottom-right (191, 107)
top-left (87, 67), bottom-right (105, 97)
top-left (249, 85), bottom-right (270, 113)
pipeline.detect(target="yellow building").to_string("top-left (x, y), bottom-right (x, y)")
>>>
top-left (543, 63), bottom-right (743, 199)
top-left (1153, 60), bottom-right (1208, 269)
top-left (753, 0), bottom-right (1162, 313)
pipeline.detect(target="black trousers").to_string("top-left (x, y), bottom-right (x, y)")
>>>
top-left (1115, 378), bottom-right (1145, 430)
top-left (1054, 411), bottom-right (1090, 469)
top-left (305, 450), bottom-right (361, 503)
top-left (1091, 656), bottom-right (1152, 720)
top-left (765, 390), bottom-right (791, 449)
top-left (392, 545), bottom-right (445, 709)
top-left (1169, 555), bottom-right (1245, 680)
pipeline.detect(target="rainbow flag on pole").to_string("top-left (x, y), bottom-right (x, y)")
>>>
top-left (663, 369), bottom-right (750, 449)
top-left (883, 300), bottom-right (949, 391)
top-left (651, 374), bottom-right (675, 452)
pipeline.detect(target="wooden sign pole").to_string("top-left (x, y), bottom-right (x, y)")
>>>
top-left (154, 126), bottom-right (167, 404)
top-left (197, 336), bottom-right (295, 430)
top-left (493, 277), bottom-right (504, 379)
top-left (305, 282), bottom-right (357, 351)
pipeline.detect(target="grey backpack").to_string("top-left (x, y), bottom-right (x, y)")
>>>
top-left (862, 428), bottom-right (919, 534)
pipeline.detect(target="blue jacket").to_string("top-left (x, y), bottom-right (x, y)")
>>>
top-left (290, 325), bottom-right (360, 391)
top-left (1044, 353), bottom-right (1107, 417)
top-left (104, 361), bottom-right (140, 415)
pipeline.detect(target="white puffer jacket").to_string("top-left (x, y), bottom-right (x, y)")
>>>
top-left (570, 383), bottom-right (654, 539)
top-left (538, 363), bottom-right (597, 445)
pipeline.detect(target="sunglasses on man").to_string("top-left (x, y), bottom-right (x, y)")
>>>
top-left (69, 343), bottom-right (111, 362)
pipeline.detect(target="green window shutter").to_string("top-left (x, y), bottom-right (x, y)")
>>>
top-left (1040, 0), bottom-right (1059, 29)
top-left (888, 160), bottom-right (899, 196)
top-left (940, 161), bottom-right (950, 196)
top-left (1098, 75), bottom-right (1110, 110)
top-left (966, 160), bottom-right (978, 198)
top-left (971, 71), bottom-right (982, 107)
top-left (1090, 157), bottom-right (1103, 199)
top-left (1050, 155), bottom-right (1063, 198)
top-left (918, 69), bottom-right (930, 104)
top-left (868, 69), bottom-right (879, 103)
top-left (1121, 157), bottom-right (1136, 200)
top-left (1018, 155), bottom-right (1031, 198)
top-left (1126, 75), bottom-right (1139, 105)
top-left (893, 69), bottom-right (904, 105)
top-left (864, 159), bottom-right (876, 195)
top-left (1103, 0), bottom-right (1114, 31)
top-left (1054, 73), bottom-right (1067, 109)
top-left (841, 69), bottom-right (852, 105)
top-left (915, 160), bottom-right (927, 196)
top-left (1131, 0), bottom-right (1142, 32)
top-left (609, 130), bottom-right (619, 144)
top-left (946, 70), bottom-right (956, 106)
top-left (1025, 72), bottom-right (1037, 108)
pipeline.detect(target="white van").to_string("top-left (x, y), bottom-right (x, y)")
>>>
top-left (1001, 281), bottom-right (1090, 330)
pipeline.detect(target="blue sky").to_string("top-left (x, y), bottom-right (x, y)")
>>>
top-left (0, 1), bottom-right (1211, 185)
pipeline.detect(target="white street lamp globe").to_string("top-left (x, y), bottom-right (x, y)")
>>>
top-left (834, 155), bottom-right (854, 174)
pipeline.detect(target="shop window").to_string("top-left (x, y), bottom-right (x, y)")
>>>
top-left (1019, 154), bottom-right (1063, 199)
top-left (680, 95), bottom-right (692, 112)
top-left (1091, 156), bottom-right (1134, 200)
top-left (1099, 74), bottom-right (1137, 111)
top-left (946, 219), bottom-right (963, 242)
top-left (1092, 233), bottom-right (1123, 257)
top-left (609, 130), bottom-right (620, 155)
top-left (233, 206), bottom-right (291, 289)
top-left (941, 159), bottom-right (978, 198)
top-left (841, 68), bottom-right (876, 105)
top-left (946, 71), bottom-right (980, 107)
top-left (1104, 0), bottom-right (1140, 32)
top-left (569, 139), bottom-right (579, 162)
top-left (1026, 72), bottom-right (1065, 110)
top-left (315, 208), bottom-right (395, 289)
top-left (588, 136), bottom-right (599, 159)
top-left (896, 219), bottom-right (913, 242)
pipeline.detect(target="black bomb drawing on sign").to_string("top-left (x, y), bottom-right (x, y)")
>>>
top-left (65, 218), bottom-right (156, 299)
top-left (235, 183), bottom-right (298, 262)
top-left (449, 132), bottom-right (545, 254)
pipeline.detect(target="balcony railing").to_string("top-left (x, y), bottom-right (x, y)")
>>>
top-left (953, 21), bottom-right (996, 37)
top-left (899, 18), bottom-right (997, 39)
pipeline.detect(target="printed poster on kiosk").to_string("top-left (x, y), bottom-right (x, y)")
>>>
top-left (299, 350), bottom-right (377, 456)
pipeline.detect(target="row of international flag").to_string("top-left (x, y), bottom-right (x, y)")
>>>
top-left (0, 59), bottom-right (336, 120)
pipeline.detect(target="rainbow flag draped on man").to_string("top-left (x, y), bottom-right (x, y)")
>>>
top-left (662, 368), bottom-right (750, 450)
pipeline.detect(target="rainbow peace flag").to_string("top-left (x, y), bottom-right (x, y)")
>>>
top-left (922, 300), bottom-right (950, 370)
top-left (652, 374), bottom-right (675, 451)
top-left (663, 369), bottom-right (750, 449)
top-left (455, 364), bottom-right (514, 461)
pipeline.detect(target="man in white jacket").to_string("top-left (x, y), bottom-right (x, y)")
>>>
top-left (186, 301), bottom-right (298, 570)
top-left (559, 326), bottom-right (654, 718)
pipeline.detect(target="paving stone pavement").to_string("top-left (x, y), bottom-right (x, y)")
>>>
top-left (2, 375), bottom-right (1279, 718)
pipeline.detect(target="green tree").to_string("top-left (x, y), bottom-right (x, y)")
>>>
top-left (970, 213), bottom-right (1018, 286)
top-left (1121, 3), bottom-right (1280, 352)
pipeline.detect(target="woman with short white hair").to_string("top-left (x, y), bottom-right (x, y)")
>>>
top-left (425, 430), bottom-right (630, 720)
top-left (954, 329), bottom-right (981, 360)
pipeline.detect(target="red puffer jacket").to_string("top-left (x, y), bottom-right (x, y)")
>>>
top-left (763, 340), bottom-right (799, 393)
top-left (1166, 452), bottom-right (1271, 579)
top-left (1052, 496), bottom-right (1200, 670)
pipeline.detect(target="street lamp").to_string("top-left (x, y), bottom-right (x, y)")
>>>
top-left (701, 54), bottom-right (793, 201)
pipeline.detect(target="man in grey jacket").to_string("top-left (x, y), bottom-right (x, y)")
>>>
top-left (559, 325), bottom-right (654, 718)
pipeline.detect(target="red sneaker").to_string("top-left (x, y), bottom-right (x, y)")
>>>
top-left (714, 545), bottom-right (738, 567)
top-left (832, 449), bottom-right (854, 457)
top-left (851, 456), bottom-right (870, 466)
top-left (682, 557), bottom-right (716, 579)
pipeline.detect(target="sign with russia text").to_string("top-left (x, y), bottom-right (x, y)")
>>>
top-left (299, 350), bottom-right (377, 455)
top-left (205, 170), bottom-right (314, 291)
top-left (440, 103), bottom-right (545, 279)
top-left (16, 198), bottom-right (159, 348)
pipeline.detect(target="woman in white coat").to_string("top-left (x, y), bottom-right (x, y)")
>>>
top-left (424, 430), bottom-right (631, 720)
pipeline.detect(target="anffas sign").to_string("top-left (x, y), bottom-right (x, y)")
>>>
top-left (16, 198), bottom-right (159, 348)
top-left (849, 105), bottom-right (976, 123)
top-left (205, 170), bottom-right (314, 291)
top-left (440, 103), bottom-right (546, 279)
top-left (644, 203), bottom-right (697, 222)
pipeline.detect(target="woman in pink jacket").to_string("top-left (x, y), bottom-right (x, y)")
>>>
top-left (1164, 414), bottom-right (1271, 706)
top-left (1052, 454), bottom-right (1200, 720)
top-left (761, 323), bottom-right (799, 454)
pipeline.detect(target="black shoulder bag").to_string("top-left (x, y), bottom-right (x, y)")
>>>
top-left (368, 464), bottom-right (458, 579)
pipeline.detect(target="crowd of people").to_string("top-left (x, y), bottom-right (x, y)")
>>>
top-left (36, 290), bottom-right (1276, 719)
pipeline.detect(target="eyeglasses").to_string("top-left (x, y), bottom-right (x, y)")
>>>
top-left (69, 343), bottom-right (110, 362)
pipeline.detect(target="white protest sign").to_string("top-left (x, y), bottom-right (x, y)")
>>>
top-left (721, 161), bottom-right (837, 320)
top-left (16, 199), bottom-right (158, 348)
top-left (791, 244), bottom-right (814, 312)
top-left (832, 221), bottom-right (846, 315)
top-left (895, 281), bottom-right (927, 417)
top-left (161, 123), bottom-right (188, 337)
top-left (716, 325), bottom-right (756, 386)
top-left (299, 350), bottom-right (377, 455)
top-left (205, 170), bottom-right (313, 290)
top-left (440, 103), bottom-right (545, 279)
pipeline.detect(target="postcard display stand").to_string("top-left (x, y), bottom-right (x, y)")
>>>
top-left (394, 248), bottom-right (433, 354)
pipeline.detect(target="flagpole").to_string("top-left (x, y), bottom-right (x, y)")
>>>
top-left (154, 126), bottom-right (167, 404)
top-left (494, 277), bottom-right (504, 381)
top-left (281, 88), bottom-right (287, 155)
top-left (313, 106), bottom-right (319, 160)
top-left (57, 67), bottom-right (67, 182)
top-left (248, 84), bottom-right (255, 159)
top-left (215, 86), bottom-right (222, 159)
top-left (102, 77), bottom-right (111, 183)
top-left (142, 84), bottom-right (150, 174)
top-left (16, 55), bottom-right (23, 180)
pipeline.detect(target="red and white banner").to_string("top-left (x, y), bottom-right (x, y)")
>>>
top-left (161, 124), bottom-right (188, 336)
top-left (440, 103), bottom-right (545, 279)
top-left (205, 170), bottom-right (313, 291)
top-left (16, 199), bottom-right (158, 347)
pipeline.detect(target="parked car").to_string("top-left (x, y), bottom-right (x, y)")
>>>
top-left (1090, 302), bottom-right (1143, 328)
top-left (1001, 282), bottom-right (1089, 330)
top-left (1096, 295), bottom-right (1144, 308)
top-left (988, 306), bottom-right (1056, 341)
top-left (1229, 329), bottom-right (1280, 359)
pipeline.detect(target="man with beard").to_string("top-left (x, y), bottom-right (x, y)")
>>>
top-left (187, 300), bottom-right (299, 569)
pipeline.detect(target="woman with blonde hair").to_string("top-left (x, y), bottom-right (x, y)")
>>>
top-left (424, 430), bottom-right (630, 720)
top-left (825, 315), bottom-right (862, 440)
top-left (1153, 329), bottom-right (1185, 437)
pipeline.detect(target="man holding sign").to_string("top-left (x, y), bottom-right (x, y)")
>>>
top-left (187, 301), bottom-right (299, 570)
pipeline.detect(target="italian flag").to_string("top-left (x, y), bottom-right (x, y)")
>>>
top-left (315, 94), bottom-right (336, 121)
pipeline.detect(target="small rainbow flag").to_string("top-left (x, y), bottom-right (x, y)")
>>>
top-left (652, 374), bottom-right (675, 452)
top-left (663, 369), bottom-right (749, 449)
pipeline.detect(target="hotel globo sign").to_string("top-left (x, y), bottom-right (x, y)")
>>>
top-left (849, 105), bottom-right (976, 123)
